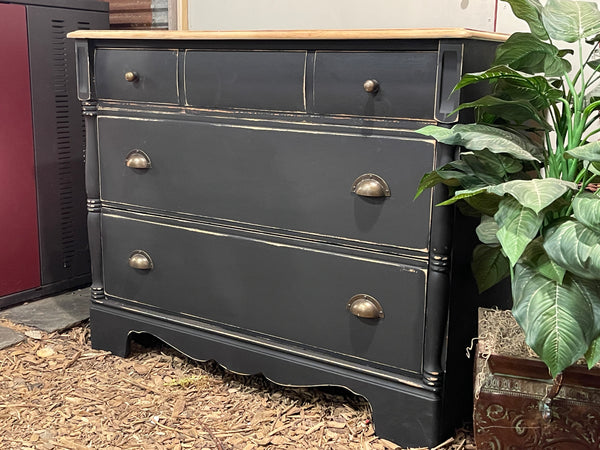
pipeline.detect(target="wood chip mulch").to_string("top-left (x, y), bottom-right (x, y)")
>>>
top-left (0, 318), bottom-right (476, 450)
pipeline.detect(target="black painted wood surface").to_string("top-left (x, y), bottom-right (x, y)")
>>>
top-left (95, 49), bottom-right (179, 103)
top-left (185, 50), bottom-right (306, 112)
top-left (313, 51), bottom-right (437, 119)
top-left (97, 116), bottom-right (434, 252)
top-left (76, 34), bottom-right (505, 447)
top-left (102, 210), bottom-right (427, 373)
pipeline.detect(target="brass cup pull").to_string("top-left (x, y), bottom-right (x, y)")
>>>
top-left (125, 149), bottom-right (151, 169)
top-left (128, 250), bottom-right (153, 270)
top-left (352, 173), bottom-right (391, 197)
top-left (347, 294), bottom-right (384, 319)
top-left (124, 71), bottom-right (138, 82)
top-left (363, 79), bottom-right (379, 93)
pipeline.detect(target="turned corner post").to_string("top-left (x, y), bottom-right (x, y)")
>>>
top-left (77, 39), bottom-right (104, 302)
top-left (422, 141), bottom-right (455, 388)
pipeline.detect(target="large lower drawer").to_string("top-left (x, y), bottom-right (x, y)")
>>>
top-left (98, 117), bottom-right (434, 252)
top-left (101, 212), bottom-right (427, 373)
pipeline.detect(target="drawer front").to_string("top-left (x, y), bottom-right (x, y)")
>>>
top-left (313, 51), bottom-right (437, 119)
top-left (98, 117), bottom-right (433, 251)
top-left (95, 49), bottom-right (179, 104)
top-left (184, 51), bottom-right (306, 112)
top-left (102, 213), bottom-right (426, 372)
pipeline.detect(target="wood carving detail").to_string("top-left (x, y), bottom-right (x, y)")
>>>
top-left (475, 358), bottom-right (600, 449)
top-left (475, 393), bottom-right (600, 449)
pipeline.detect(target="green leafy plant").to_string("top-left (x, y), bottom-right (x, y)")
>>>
top-left (416, 0), bottom-right (600, 378)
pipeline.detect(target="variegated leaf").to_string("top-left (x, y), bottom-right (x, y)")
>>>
top-left (455, 96), bottom-right (548, 126)
top-left (472, 244), bottom-right (510, 293)
top-left (487, 178), bottom-right (577, 213)
top-left (495, 196), bottom-right (544, 266)
top-left (476, 215), bottom-right (501, 245)
top-left (501, 0), bottom-right (548, 40)
top-left (565, 141), bottom-right (600, 161)
top-left (585, 336), bottom-right (600, 368)
top-left (494, 32), bottom-right (570, 76)
top-left (520, 237), bottom-right (566, 283)
top-left (573, 192), bottom-right (600, 233)
top-left (512, 265), bottom-right (600, 377)
top-left (542, 0), bottom-right (600, 43)
top-left (416, 124), bottom-right (542, 162)
top-left (544, 219), bottom-right (600, 280)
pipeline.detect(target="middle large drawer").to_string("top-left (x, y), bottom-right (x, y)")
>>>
top-left (98, 117), bottom-right (434, 251)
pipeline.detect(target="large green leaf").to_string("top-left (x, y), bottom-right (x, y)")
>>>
top-left (455, 96), bottom-right (548, 126)
top-left (455, 65), bottom-right (546, 90)
top-left (415, 150), bottom-right (517, 200)
top-left (573, 192), bottom-right (600, 233)
top-left (501, 0), bottom-right (548, 40)
top-left (494, 32), bottom-right (571, 76)
top-left (416, 124), bottom-right (542, 162)
top-left (487, 178), bottom-right (577, 213)
top-left (588, 58), bottom-right (600, 71)
top-left (495, 196), bottom-right (544, 266)
top-left (520, 237), bottom-right (567, 283)
top-left (455, 66), bottom-right (562, 111)
top-left (414, 170), bottom-right (460, 199)
top-left (465, 193), bottom-right (503, 216)
top-left (476, 215), bottom-right (501, 245)
top-left (472, 244), bottom-right (511, 293)
top-left (512, 264), bottom-right (600, 377)
top-left (460, 152), bottom-right (507, 186)
top-left (542, 0), bottom-right (600, 43)
top-left (437, 187), bottom-right (488, 206)
top-left (585, 335), bottom-right (600, 368)
top-left (565, 141), bottom-right (600, 161)
top-left (544, 219), bottom-right (600, 279)
top-left (494, 77), bottom-right (563, 111)
top-left (474, 148), bottom-right (524, 175)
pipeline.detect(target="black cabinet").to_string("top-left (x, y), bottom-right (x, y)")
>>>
top-left (71, 29), bottom-right (506, 447)
top-left (0, 0), bottom-right (108, 308)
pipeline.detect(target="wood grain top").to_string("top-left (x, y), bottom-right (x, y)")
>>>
top-left (67, 28), bottom-right (508, 41)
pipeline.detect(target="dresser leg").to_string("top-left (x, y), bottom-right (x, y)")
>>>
top-left (89, 304), bottom-right (132, 357)
top-left (359, 384), bottom-right (442, 447)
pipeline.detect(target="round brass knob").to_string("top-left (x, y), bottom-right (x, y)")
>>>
top-left (125, 149), bottom-right (152, 169)
top-left (363, 79), bottom-right (379, 93)
top-left (128, 250), bottom-right (153, 270)
top-left (351, 173), bottom-right (391, 197)
top-left (124, 71), bottom-right (138, 82)
top-left (347, 294), bottom-right (384, 319)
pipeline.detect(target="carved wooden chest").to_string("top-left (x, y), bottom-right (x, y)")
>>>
top-left (70, 28), bottom-right (506, 447)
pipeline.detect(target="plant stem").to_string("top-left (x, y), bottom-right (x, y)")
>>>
top-left (583, 127), bottom-right (600, 142)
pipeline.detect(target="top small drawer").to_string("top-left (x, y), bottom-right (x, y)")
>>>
top-left (184, 50), bottom-right (306, 112)
top-left (95, 49), bottom-right (179, 104)
top-left (313, 51), bottom-right (437, 119)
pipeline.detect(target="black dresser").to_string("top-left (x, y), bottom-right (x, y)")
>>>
top-left (70, 29), bottom-right (506, 447)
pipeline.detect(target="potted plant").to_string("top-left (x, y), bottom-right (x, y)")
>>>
top-left (415, 0), bottom-right (600, 445)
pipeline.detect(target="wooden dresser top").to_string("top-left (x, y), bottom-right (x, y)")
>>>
top-left (67, 28), bottom-right (508, 42)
